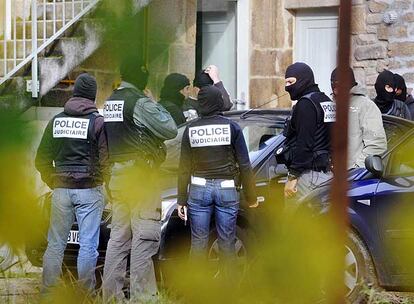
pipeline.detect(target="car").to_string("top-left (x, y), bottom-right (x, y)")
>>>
top-left (25, 110), bottom-right (413, 300)
top-left (303, 115), bottom-right (414, 302)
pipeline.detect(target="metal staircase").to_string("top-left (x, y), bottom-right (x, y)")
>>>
top-left (0, 0), bottom-right (100, 99)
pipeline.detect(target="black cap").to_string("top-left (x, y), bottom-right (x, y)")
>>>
top-left (73, 73), bottom-right (97, 101)
top-left (330, 67), bottom-right (357, 86)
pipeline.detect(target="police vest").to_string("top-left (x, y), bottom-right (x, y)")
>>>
top-left (104, 87), bottom-right (165, 163)
top-left (187, 116), bottom-right (238, 179)
top-left (52, 111), bottom-right (99, 174)
top-left (281, 92), bottom-right (334, 169)
top-left (307, 92), bottom-right (335, 157)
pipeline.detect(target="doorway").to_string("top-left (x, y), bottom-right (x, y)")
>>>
top-left (295, 9), bottom-right (339, 96)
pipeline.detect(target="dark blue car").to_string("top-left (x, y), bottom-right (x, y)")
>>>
top-left (302, 115), bottom-right (414, 301)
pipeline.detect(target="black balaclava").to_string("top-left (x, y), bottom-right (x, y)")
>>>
top-left (374, 70), bottom-right (395, 112)
top-left (330, 67), bottom-right (357, 94)
top-left (193, 69), bottom-right (214, 88)
top-left (73, 73), bottom-right (97, 101)
top-left (285, 62), bottom-right (318, 100)
top-left (197, 85), bottom-right (224, 117)
top-left (120, 58), bottom-right (149, 91)
top-left (394, 73), bottom-right (407, 102)
top-left (160, 73), bottom-right (190, 107)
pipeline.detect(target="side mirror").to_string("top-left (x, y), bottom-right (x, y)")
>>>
top-left (365, 155), bottom-right (384, 177)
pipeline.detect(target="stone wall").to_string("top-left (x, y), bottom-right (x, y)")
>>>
top-left (352, 0), bottom-right (414, 97)
top-left (249, 0), bottom-right (294, 108)
top-left (250, 0), bottom-right (414, 108)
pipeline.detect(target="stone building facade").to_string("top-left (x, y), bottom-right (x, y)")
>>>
top-left (249, 0), bottom-right (414, 108)
top-left (41, 0), bottom-right (414, 108)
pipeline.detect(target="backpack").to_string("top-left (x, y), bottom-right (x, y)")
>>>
top-left (134, 97), bottom-right (178, 141)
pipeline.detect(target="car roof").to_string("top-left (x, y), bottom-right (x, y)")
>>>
top-left (224, 108), bottom-right (290, 123)
top-left (382, 114), bottom-right (414, 129)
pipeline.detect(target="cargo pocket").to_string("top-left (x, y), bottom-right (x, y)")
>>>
top-left (137, 219), bottom-right (161, 242)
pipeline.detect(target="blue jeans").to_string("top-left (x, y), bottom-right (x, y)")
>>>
top-left (187, 179), bottom-right (239, 261)
top-left (42, 187), bottom-right (104, 292)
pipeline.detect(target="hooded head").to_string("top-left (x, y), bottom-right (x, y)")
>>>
top-left (375, 70), bottom-right (395, 105)
top-left (120, 57), bottom-right (149, 91)
top-left (284, 62), bottom-right (317, 100)
top-left (394, 73), bottom-right (407, 102)
top-left (193, 69), bottom-right (214, 89)
top-left (330, 67), bottom-right (357, 97)
top-left (197, 85), bottom-right (224, 117)
top-left (73, 73), bottom-right (97, 101)
top-left (160, 73), bottom-right (190, 105)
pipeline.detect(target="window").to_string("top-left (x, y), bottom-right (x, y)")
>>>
top-left (388, 137), bottom-right (414, 176)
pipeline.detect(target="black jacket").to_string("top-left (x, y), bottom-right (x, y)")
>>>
top-left (177, 115), bottom-right (256, 206)
top-left (35, 97), bottom-right (109, 189)
top-left (287, 91), bottom-right (333, 176)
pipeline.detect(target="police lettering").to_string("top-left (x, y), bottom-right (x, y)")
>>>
top-left (189, 124), bottom-right (231, 148)
top-left (53, 117), bottom-right (90, 139)
top-left (104, 100), bottom-right (124, 122)
top-left (320, 101), bottom-right (336, 123)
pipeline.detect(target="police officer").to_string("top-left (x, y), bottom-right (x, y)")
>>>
top-left (35, 73), bottom-right (108, 292)
top-left (331, 67), bottom-right (387, 169)
top-left (373, 70), bottom-right (411, 120)
top-left (177, 85), bottom-right (257, 274)
top-left (283, 62), bottom-right (334, 203)
top-left (102, 59), bottom-right (177, 301)
top-left (394, 73), bottom-right (414, 119)
top-left (159, 73), bottom-right (192, 125)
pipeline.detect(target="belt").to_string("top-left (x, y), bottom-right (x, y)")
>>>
top-left (191, 176), bottom-right (235, 188)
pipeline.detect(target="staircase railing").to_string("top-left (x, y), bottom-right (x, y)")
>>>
top-left (1, 0), bottom-right (100, 97)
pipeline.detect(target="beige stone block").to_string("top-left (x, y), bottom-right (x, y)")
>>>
top-left (388, 42), bottom-right (414, 57)
top-left (186, 0), bottom-right (197, 45)
top-left (353, 67), bottom-right (365, 85)
top-left (377, 25), bottom-right (389, 40)
top-left (251, 50), bottom-right (277, 76)
top-left (352, 5), bottom-right (366, 34)
top-left (284, 0), bottom-right (339, 9)
top-left (354, 44), bottom-right (387, 60)
top-left (376, 59), bottom-right (389, 72)
top-left (403, 12), bottom-right (414, 22)
top-left (368, 1), bottom-right (388, 13)
top-left (366, 13), bottom-right (383, 25)
top-left (366, 74), bottom-right (378, 85)
top-left (388, 59), bottom-right (402, 69)
top-left (276, 49), bottom-right (293, 75)
top-left (249, 78), bottom-right (278, 108)
top-left (355, 33), bottom-right (378, 45)
top-left (366, 25), bottom-right (378, 34)
top-left (169, 44), bottom-right (195, 76)
top-left (251, 0), bottom-right (284, 48)
top-left (148, 0), bottom-right (185, 44)
top-left (393, 0), bottom-right (411, 10)
top-left (391, 26), bottom-right (408, 38)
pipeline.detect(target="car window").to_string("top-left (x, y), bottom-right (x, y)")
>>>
top-left (388, 137), bottom-right (414, 175)
top-left (384, 122), bottom-right (406, 148)
top-left (162, 119), bottom-right (284, 169)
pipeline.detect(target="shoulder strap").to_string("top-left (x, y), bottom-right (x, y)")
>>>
top-left (300, 92), bottom-right (324, 124)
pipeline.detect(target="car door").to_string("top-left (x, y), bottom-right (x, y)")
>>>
top-left (374, 131), bottom-right (414, 286)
